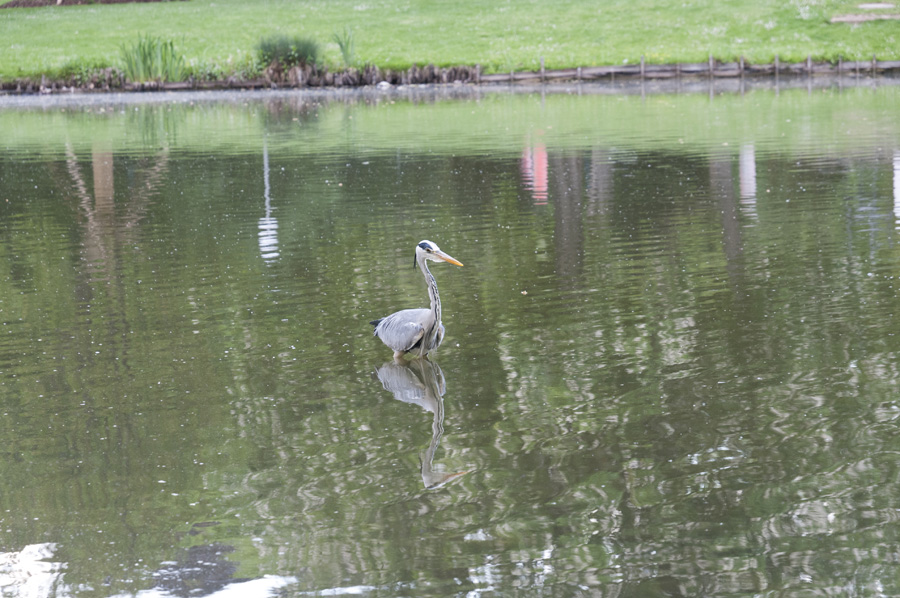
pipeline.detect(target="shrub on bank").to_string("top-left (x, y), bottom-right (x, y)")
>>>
top-left (257, 35), bottom-right (319, 68)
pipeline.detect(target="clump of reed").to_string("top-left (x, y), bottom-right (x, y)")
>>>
top-left (120, 35), bottom-right (186, 82)
top-left (332, 27), bottom-right (355, 67)
top-left (257, 35), bottom-right (319, 68)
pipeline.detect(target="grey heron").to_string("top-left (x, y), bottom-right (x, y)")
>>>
top-left (370, 240), bottom-right (463, 359)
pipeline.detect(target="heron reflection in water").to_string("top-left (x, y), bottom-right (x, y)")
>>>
top-left (370, 240), bottom-right (463, 360)
top-left (375, 359), bottom-right (468, 489)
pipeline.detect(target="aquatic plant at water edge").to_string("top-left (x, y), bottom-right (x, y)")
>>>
top-left (257, 35), bottom-right (319, 68)
top-left (120, 35), bottom-right (186, 82)
top-left (332, 27), bottom-right (355, 67)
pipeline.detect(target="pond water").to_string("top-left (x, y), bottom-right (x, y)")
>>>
top-left (2, 80), bottom-right (900, 597)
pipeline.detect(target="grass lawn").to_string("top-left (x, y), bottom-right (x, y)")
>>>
top-left (0, 0), bottom-right (898, 81)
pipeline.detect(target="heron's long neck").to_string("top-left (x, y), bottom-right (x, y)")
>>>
top-left (422, 261), bottom-right (441, 325)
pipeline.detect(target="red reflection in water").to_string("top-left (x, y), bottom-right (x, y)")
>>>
top-left (521, 135), bottom-right (548, 205)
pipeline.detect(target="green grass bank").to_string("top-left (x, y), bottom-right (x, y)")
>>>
top-left (1, 0), bottom-right (898, 83)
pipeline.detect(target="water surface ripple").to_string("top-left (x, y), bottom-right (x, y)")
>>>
top-left (1, 85), bottom-right (900, 597)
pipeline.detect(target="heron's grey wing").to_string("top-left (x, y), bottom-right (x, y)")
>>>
top-left (373, 308), bottom-right (431, 353)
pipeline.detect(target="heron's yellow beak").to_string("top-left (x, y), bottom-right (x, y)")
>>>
top-left (436, 251), bottom-right (463, 267)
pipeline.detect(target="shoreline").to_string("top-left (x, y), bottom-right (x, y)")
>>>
top-left (2, 72), bottom-right (899, 110)
top-left (4, 56), bottom-right (900, 95)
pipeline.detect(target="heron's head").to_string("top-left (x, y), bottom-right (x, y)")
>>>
top-left (414, 240), bottom-right (464, 269)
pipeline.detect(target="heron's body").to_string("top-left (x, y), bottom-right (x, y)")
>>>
top-left (371, 241), bottom-right (462, 359)
top-left (371, 308), bottom-right (444, 358)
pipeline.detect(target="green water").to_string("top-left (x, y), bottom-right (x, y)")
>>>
top-left (1, 83), bottom-right (900, 597)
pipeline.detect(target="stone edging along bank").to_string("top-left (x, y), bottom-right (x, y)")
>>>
top-left (4, 56), bottom-right (900, 94)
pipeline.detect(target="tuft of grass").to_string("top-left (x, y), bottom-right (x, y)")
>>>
top-left (257, 35), bottom-right (319, 68)
top-left (120, 35), bottom-right (186, 82)
top-left (55, 58), bottom-right (115, 85)
top-left (332, 27), bottom-right (355, 68)
top-left (185, 55), bottom-right (264, 82)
